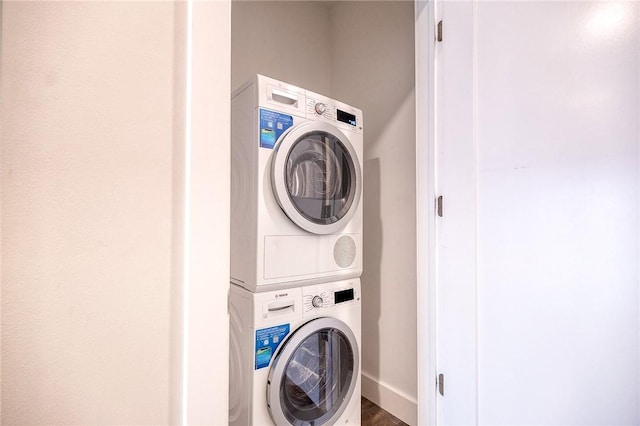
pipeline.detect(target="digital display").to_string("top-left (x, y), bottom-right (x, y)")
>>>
top-left (335, 288), bottom-right (355, 304)
top-left (337, 109), bottom-right (357, 126)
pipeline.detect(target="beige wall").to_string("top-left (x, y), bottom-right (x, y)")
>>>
top-left (0, 1), bottom-right (232, 424)
top-left (231, 1), bottom-right (332, 93)
top-left (329, 2), bottom-right (417, 424)
top-left (1, 2), bottom-right (174, 423)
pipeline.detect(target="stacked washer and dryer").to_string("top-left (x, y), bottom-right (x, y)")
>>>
top-left (229, 75), bottom-right (364, 426)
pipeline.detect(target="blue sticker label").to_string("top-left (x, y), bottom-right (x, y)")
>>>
top-left (255, 324), bottom-right (290, 369)
top-left (259, 109), bottom-right (293, 149)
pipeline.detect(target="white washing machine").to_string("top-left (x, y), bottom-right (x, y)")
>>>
top-left (231, 75), bottom-right (364, 292)
top-left (229, 279), bottom-right (361, 426)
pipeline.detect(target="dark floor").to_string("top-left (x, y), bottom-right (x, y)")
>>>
top-left (361, 397), bottom-right (408, 426)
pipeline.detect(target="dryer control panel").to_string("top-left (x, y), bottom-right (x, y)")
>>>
top-left (253, 74), bottom-right (363, 136)
top-left (305, 93), bottom-right (363, 135)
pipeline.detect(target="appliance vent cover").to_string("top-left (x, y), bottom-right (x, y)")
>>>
top-left (334, 236), bottom-right (356, 268)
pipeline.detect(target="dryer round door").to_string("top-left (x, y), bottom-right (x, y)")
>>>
top-left (271, 121), bottom-right (362, 235)
top-left (267, 317), bottom-right (359, 426)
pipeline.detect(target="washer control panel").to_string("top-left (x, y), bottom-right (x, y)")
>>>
top-left (312, 295), bottom-right (324, 308)
top-left (304, 291), bottom-right (329, 311)
top-left (303, 285), bottom-right (358, 312)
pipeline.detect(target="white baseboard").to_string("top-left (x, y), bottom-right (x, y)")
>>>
top-left (361, 371), bottom-right (418, 426)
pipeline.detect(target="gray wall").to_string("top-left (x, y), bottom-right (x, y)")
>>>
top-left (231, 2), bottom-right (417, 423)
top-left (330, 3), bottom-right (417, 423)
top-left (231, 1), bottom-right (332, 93)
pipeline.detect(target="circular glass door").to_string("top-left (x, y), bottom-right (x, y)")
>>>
top-left (267, 318), bottom-right (359, 426)
top-left (271, 121), bottom-right (362, 235)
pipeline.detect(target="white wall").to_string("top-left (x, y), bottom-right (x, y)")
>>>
top-left (231, 1), bottom-right (332, 93)
top-left (436, 1), bottom-right (640, 424)
top-left (172, 1), bottom-right (231, 424)
top-left (329, 3), bottom-right (417, 424)
top-left (1, 1), bottom-right (232, 424)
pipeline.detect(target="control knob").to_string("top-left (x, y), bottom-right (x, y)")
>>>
top-left (312, 295), bottom-right (323, 308)
top-left (314, 102), bottom-right (327, 115)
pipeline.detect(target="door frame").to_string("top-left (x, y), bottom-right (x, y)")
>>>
top-left (415, 0), bottom-right (438, 424)
top-left (415, 2), bottom-right (640, 424)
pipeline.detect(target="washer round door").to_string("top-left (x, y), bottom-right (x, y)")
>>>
top-left (267, 317), bottom-right (359, 426)
top-left (271, 121), bottom-right (362, 235)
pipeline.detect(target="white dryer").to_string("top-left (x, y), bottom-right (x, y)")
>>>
top-left (231, 75), bottom-right (364, 292)
top-left (229, 279), bottom-right (361, 426)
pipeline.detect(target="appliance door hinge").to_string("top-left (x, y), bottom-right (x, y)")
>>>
top-left (437, 20), bottom-right (443, 42)
top-left (436, 195), bottom-right (443, 217)
top-left (437, 373), bottom-right (445, 396)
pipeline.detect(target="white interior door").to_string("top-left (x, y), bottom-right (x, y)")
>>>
top-left (436, 1), bottom-right (640, 424)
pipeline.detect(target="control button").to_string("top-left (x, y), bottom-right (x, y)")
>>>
top-left (312, 296), bottom-right (323, 308)
top-left (315, 103), bottom-right (327, 115)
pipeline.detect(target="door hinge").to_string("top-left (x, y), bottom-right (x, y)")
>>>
top-left (437, 373), bottom-right (445, 396)
top-left (437, 20), bottom-right (443, 42)
top-left (436, 195), bottom-right (443, 217)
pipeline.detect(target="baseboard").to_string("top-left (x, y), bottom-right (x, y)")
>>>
top-left (361, 371), bottom-right (418, 425)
